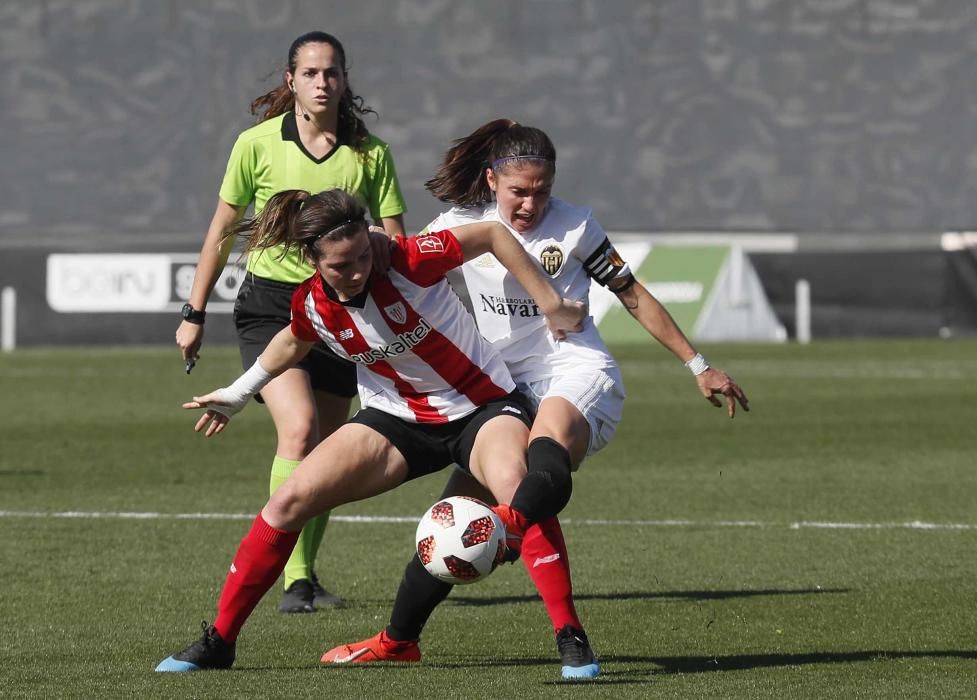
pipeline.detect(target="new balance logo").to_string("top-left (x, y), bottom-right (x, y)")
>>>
top-left (338, 329), bottom-right (354, 341)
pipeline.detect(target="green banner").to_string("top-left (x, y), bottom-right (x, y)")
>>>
top-left (597, 245), bottom-right (730, 343)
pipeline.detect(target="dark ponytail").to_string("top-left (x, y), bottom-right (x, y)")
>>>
top-left (230, 189), bottom-right (367, 261)
top-left (425, 118), bottom-right (557, 206)
top-left (229, 190), bottom-right (311, 260)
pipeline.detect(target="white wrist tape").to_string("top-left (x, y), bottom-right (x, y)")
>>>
top-left (210, 357), bottom-right (274, 417)
top-left (685, 352), bottom-right (710, 376)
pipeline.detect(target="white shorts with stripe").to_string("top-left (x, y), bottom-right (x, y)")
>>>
top-left (516, 365), bottom-right (625, 464)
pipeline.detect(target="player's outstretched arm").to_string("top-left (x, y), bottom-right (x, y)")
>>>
top-left (451, 221), bottom-right (585, 337)
top-left (612, 277), bottom-right (749, 418)
top-left (183, 326), bottom-right (316, 436)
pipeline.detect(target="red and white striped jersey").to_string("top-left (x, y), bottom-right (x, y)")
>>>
top-left (290, 229), bottom-right (515, 424)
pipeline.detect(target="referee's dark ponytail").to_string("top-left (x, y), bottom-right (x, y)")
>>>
top-left (231, 189), bottom-right (367, 261)
top-left (425, 119), bottom-right (557, 206)
top-left (249, 32), bottom-right (377, 154)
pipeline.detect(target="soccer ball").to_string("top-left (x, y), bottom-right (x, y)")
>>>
top-left (415, 496), bottom-right (507, 585)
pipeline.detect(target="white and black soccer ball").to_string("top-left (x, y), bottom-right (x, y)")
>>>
top-left (415, 496), bottom-right (507, 585)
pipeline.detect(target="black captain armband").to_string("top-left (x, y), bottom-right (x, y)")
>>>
top-left (583, 237), bottom-right (629, 287)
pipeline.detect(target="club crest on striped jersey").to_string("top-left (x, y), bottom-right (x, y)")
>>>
top-left (416, 234), bottom-right (445, 254)
top-left (540, 245), bottom-right (564, 276)
top-left (384, 302), bottom-right (407, 325)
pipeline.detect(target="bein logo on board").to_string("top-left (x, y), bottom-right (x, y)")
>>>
top-left (46, 254), bottom-right (245, 313)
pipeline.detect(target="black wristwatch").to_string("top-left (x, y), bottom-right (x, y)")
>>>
top-left (181, 303), bottom-right (206, 325)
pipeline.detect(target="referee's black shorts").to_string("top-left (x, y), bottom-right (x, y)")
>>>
top-left (347, 391), bottom-right (534, 482)
top-left (233, 273), bottom-right (357, 400)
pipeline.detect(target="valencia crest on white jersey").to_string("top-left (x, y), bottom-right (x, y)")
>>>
top-left (428, 199), bottom-right (628, 383)
top-left (290, 230), bottom-right (515, 423)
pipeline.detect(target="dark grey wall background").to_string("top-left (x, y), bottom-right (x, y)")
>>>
top-left (3, 0), bottom-right (977, 249)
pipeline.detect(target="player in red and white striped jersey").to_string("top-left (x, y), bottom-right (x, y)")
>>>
top-left (289, 228), bottom-right (513, 424)
top-left (155, 188), bottom-right (585, 673)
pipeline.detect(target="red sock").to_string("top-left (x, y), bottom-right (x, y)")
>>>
top-left (380, 630), bottom-right (416, 650)
top-left (520, 516), bottom-right (582, 633)
top-left (213, 513), bottom-right (300, 643)
top-left (493, 503), bottom-right (530, 537)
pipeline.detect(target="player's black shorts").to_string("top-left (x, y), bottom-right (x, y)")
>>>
top-left (234, 273), bottom-right (357, 400)
top-left (347, 391), bottom-right (534, 482)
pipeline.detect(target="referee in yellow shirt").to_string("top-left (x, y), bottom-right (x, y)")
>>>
top-left (175, 31), bottom-right (406, 613)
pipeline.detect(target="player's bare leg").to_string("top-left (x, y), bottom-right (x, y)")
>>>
top-left (156, 425), bottom-right (407, 672)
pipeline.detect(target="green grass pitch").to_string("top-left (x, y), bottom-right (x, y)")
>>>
top-left (1, 339), bottom-right (976, 698)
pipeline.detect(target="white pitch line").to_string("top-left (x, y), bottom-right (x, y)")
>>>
top-left (574, 518), bottom-right (766, 528)
top-left (0, 510), bottom-right (413, 523)
top-left (789, 520), bottom-right (977, 531)
top-left (0, 510), bottom-right (975, 531)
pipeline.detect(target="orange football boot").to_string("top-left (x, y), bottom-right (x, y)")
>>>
top-left (321, 630), bottom-right (421, 664)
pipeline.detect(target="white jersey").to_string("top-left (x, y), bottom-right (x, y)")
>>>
top-left (427, 198), bottom-right (632, 383)
top-left (290, 230), bottom-right (515, 424)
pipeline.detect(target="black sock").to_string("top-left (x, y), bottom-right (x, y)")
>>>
top-left (386, 555), bottom-right (454, 641)
top-left (510, 436), bottom-right (573, 524)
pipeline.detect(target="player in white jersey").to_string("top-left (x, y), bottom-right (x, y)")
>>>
top-left (323, 120), bottom-right (749, 680)
top-left (155, 188), bottom-right (586, 673)
top-left (435, 195), bottom-right (625, 450)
